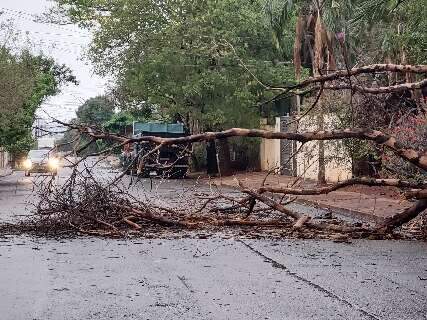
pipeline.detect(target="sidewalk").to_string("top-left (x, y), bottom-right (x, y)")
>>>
top-left (206, 172), bottom-right (411, 223)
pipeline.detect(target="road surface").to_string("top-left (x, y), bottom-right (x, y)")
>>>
top-left (0, 165), bottom-right (426, 319)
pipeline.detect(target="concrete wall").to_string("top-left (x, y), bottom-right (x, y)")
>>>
top-left (296, 114), bottom-right (352, 182)
top-left (295, 141), bottom-right (352, 182)
top-left (0, 148), bottom-right (10, 169)
top-left (260, 118), bottom-right (281, 172)
top-left (259, 116), bottom-right (352, 182)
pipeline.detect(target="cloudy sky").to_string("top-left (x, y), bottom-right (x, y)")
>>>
top-left (0, 0), bottom-right (107, 123)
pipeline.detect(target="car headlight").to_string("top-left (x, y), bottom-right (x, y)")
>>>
top-left (23, 159), bottom-right (32, 169)
top-left (48, 158), bottom-right (59, 169)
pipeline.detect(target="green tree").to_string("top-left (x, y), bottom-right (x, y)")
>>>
top-left (53, 0), bottom-right (299, 174)
top-left (53, 0), bottom-right (296, 129)
top-left (0, 44), bottom-right (77, 154)
top-left (76, 96), bottom-right (115, 126)
top-left (351, 0), bottom-right (427, 64)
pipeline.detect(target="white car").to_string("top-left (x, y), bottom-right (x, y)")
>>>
top-left (23, 149), bottom-right (60, 177)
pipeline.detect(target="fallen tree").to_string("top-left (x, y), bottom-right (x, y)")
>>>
top-left (11, 62), bottom-right (425, 239)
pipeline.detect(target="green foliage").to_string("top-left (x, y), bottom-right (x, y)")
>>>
top-left (103, 112), bottom-right (134, 133)
top-left (350, 0), bottom-right (427, 64)
top-left (76, 96), bottom-right (115, 125)
top-left (102, 109), bottom-right (152, 134)
top-left (59, 97), bottom-right (146, 153)
top-left (0, 45), bottom-right (77, 153)
top-left (53, 0), bottom-right (297, 131)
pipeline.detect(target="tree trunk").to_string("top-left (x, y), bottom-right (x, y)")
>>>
top-left (206, 140), bottom-right (218, 175)
top-left (216, 138), bottom-right (232, 177)
top-left (313, 13), bottom-right (326, 185)
top-left (317, 107), bottom-right (326, 184)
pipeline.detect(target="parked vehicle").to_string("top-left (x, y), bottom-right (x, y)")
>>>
top-left (23, 149), bottom-right (59, 176)
top-left (121, 122), bottom-right (189, 178)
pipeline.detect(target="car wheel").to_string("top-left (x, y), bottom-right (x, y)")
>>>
top-left (25, 171), bottom-right (30, 177)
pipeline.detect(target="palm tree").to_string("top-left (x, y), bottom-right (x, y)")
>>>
top-left (266, 0), bottom-right (352, 184)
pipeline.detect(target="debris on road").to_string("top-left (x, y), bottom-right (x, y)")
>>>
top-left (0, 168), bottom-right (424, 240)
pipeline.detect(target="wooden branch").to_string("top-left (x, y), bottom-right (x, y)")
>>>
top-left (405, 189), bottom-right (427, 199)
top-left (260, 177), bottom-right (426, 195)
top-left (123, 216), bottom-right (142, 230)
top-left (196, 195), bottom-right (222, 213)
top-left (290, 64), bottom-right (427, 90)
top-left (213, 219), bottom-right (291, 227)
top-left (377, 199), bottom-right (427, 232)
top-left (118, 205), bottom-right (190, 228)
top-left (293, 214), bottom-right (310, 229)
top-left (323, 78), bottom-right (427, 94)
top-left (238, 184), bottom-right (303, 220)
top-left (74, 127), bottom-right (427, 172)
top-left (240, 185), bottom-right (369, 233)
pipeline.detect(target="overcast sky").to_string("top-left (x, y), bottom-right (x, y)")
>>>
top-left (0, 0), bottom-right (107, 123)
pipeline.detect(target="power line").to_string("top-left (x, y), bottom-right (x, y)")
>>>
top-left (14, 29), bottom-right (89, 39)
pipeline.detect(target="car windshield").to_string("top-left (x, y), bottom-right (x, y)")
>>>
top-left (28, 150), bottom-right (50, 160)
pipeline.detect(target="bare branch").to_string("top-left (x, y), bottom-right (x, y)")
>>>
top-left (260, 178), bottom-right (426, 195)
top-left (67, 126), bottom-right (427, 172)
top-left (323, 78), bottom-right (427, 94)
top-left (288, 64), bottom-right (427, 91)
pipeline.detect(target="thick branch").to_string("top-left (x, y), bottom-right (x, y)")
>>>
top-left (377, 199), bottom-right (427, 232)
top-left (324, 78), bottom-right (427, 94)
top-left (240, 186), bottom-right (369, 233)
top-left (74, 127), bottom-right (427, 172)
top-left (260, 178), bottom-right (426, 195)
top-left (240, 186), bottom-right (302, 220)
top-left (405, 189), bottom-right (427, 199)
top-left (290, 64), bottom-right (427, 90)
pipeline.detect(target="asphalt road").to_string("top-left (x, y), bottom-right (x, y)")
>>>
top-left (0, 236), bottom-right (426, 320)
top-left (0, 165), bottom-right (426, 319)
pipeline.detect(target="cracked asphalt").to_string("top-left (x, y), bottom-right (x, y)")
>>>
top-left (0, 166), bottom-right (426, 319)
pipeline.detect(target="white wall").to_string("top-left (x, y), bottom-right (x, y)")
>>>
top-left (259, 116), bottom-right (352, 182)
top-left (260, 118), bottom-right (281, 172)
top-left (0, 148), bottom-right (10, 169)
top-left (296, 114), bottom-right (352, 182)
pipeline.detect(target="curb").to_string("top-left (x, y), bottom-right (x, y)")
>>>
top-left (208, 181), bottom-right (391, 224)
top-left (294, 198), bottom-right (387, 224)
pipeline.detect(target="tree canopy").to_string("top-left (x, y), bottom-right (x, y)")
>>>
top-left (0, 42), bottom-right (77, 153)
top-left (76, 96), bottom-right (115, 126)
top-left (52, 0), bottom-right (298, 131)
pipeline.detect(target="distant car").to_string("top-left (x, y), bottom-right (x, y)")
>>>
top-left (23, 149), bottom-right (59, 177)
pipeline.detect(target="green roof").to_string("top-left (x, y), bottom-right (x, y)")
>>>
top-left (133, 122), bottom-right (185, 135)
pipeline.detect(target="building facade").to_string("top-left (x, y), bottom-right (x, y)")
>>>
top-left (260, 116), bottom-right (352, 183)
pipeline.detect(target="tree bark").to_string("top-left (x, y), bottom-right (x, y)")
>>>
top-left (317, 108), bottom-right (326, 184)
top-left (377, 199), bottom-right (427, 232)
top-left (206, 140), bottom-right (218, 175)
top-left (313, 14), bottom-right (327, 185)
top-left (260, 177), bottom-right (426, 195)
top-left (216, 138), bottom-right (232, 177)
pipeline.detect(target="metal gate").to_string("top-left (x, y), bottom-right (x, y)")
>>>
top-left (279, 116), bottom-right (297, 176)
